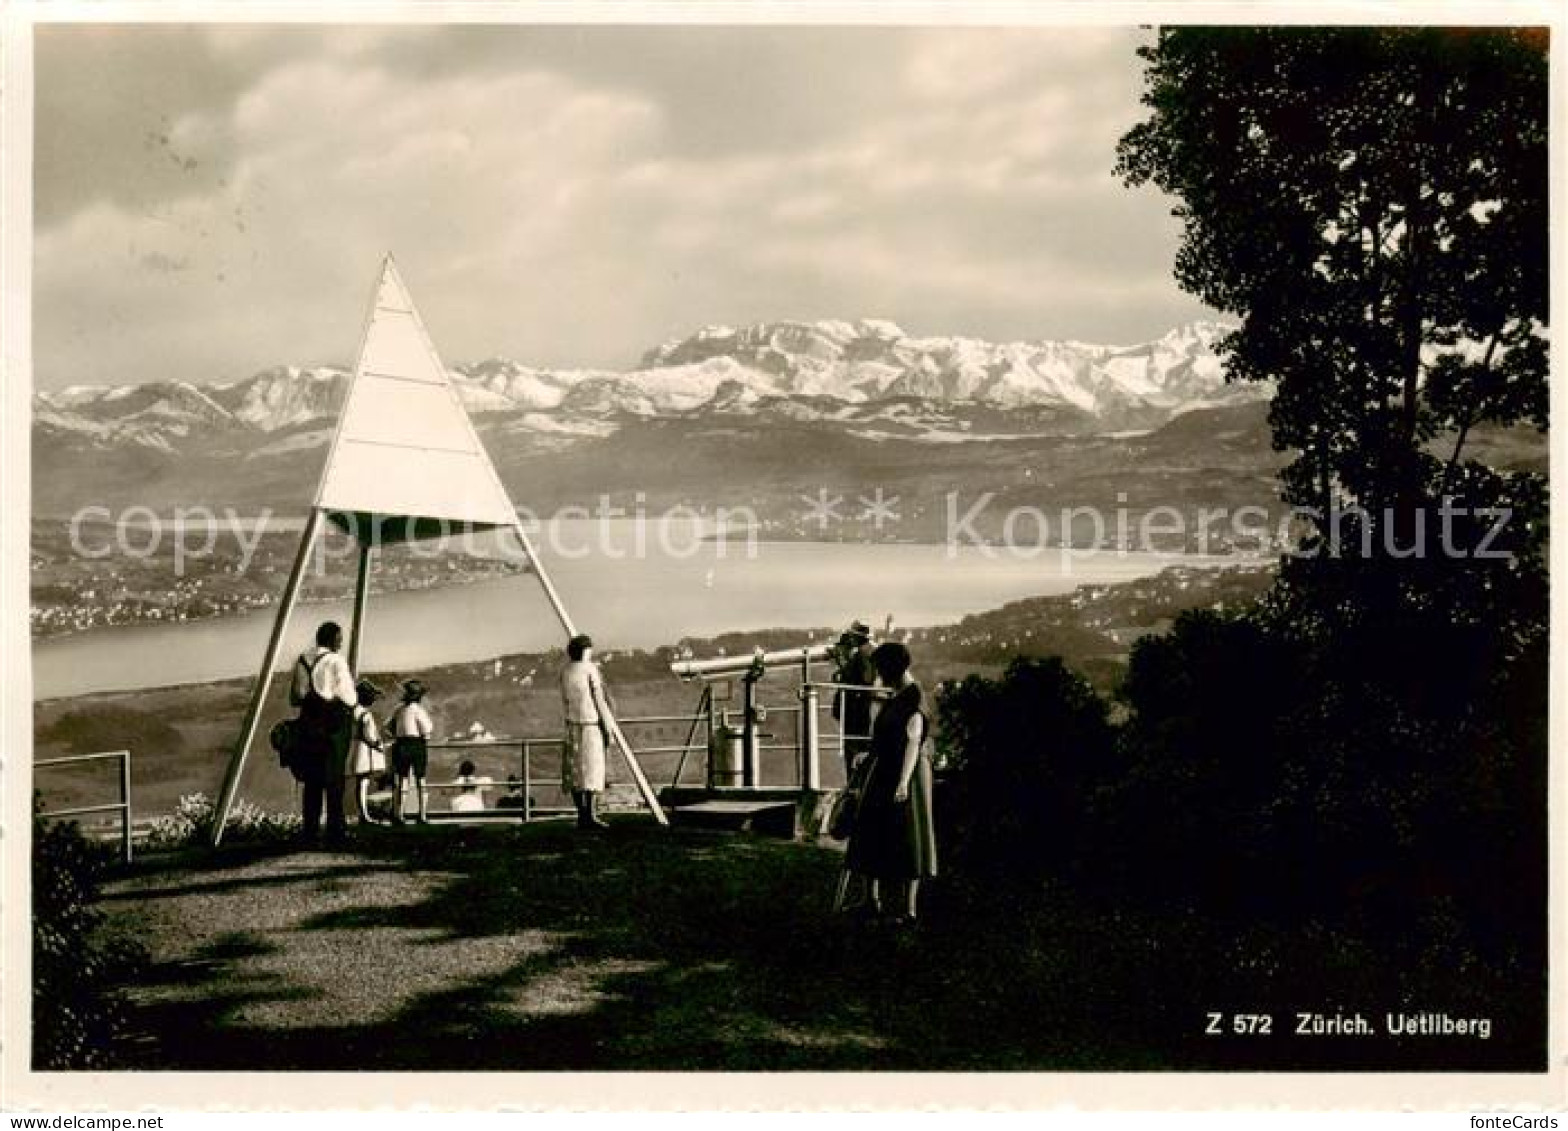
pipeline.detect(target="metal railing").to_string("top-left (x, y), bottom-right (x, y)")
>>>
top-left (664, 684), bottom-right (885, 792)
top-left (410, 689), bottom-right (883, 818)
top-left (419, 737), bottom-right (566, 821)
top-left (416, 709), bottom-right (714, 819)
top-left (35, 750), bottom-right (134, 863)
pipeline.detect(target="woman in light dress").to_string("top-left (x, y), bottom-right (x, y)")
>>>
top-left (559, 633), bottom-right (612, 831)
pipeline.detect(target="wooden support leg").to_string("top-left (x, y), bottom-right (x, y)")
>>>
top-left (509, 520), bottom-right (577, 637)
top-left (348, 537), bottom-right (372, 674)
top-left (507, 523), bottom-right (667, 825)
top-left (602, 711), bottom-right (669, 826)
top-left (212, 509), bottom-right (324, 846)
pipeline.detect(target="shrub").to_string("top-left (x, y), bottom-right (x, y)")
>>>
top-left (144, 792), bottom-right (301, 851)
top-left (33, 800), bottom-right (147, 1068)
top-left (1102, 600), bottom-right (1547, 941)
top-left (1283, 610), bottom-right (1549, 942)
top-left (935, 656), bottom-right (1114, 881)
top-left (1107, 609), bottom-right (1313, 914)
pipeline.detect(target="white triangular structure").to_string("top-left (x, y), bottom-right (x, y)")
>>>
top-left (212, 256), bottom-right (666, 842)
top-left (316, 261), bottom-right (519, 542)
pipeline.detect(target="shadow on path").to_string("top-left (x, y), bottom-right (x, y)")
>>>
top-left (106, 822), bottom-right (1045, 1070)
top-left (97, 820), bottom-right (1541, 1072)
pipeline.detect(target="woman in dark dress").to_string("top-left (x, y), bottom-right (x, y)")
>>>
top-left (845, 642), bottom-right (938, 922)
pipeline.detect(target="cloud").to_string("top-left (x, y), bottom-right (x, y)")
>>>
top-left (36, 52), bottom-right (668, 381)
top-left (32, 24), bottom-right (1209, 389)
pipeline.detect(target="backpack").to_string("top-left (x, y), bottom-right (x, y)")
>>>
top-left (270, 653), bottom-right (322, 777)
top-left (270, 718), bottom-right (299, 774)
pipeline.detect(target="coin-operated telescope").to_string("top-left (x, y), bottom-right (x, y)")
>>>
top-left (670, 644), bottom-right (838, 789)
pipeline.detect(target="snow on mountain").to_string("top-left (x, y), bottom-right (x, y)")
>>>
top-left (452, 382), bottom-right (521, 415)
top-left (34, 406), bottom-right (181, 454)
top-left (638, 318), bottom-right (1243, 419)
top-left (41, 384), bottom-right (124, 410)
top-left (641, 319), bottom-right (906, 401)
top-left (244, 428), bottom-right (334, 460)
top-left (119, 381), bottom-right (237, 430)
top-left (454, 359), bottom-right (586, 412)
top-left (34, 379), bottom-right (252, 454)
top-left (870, 321), bottom-right (1241, 415)
top-left (40, 379), bottom-right (238, 426)
top-left (498, 412), bottom-right (616, 439)
top-left (32, 319), bottom-right (1248, 453)
top-left (33, 408), bottom-right (118, 443)
top-left (224, 365), bottom-right (348, 430)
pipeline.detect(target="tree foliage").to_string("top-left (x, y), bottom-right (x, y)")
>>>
top-left (1116, 28), bottom-right (1548, 651)
top-left (923, 36), bottom-right (1548, 1033)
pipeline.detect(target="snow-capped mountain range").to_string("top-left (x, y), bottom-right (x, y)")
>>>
top-left (34, 319), bottom-right (1251, 454)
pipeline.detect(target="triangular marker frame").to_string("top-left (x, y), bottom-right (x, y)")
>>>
top-left (212, 256), bottom-right (666, 842)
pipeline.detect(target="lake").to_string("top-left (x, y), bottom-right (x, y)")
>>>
top-left (32, 526), bottom-right (1244, 699)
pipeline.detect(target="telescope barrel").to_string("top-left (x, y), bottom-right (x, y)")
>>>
top-left (670, 643), bottom-right (835, 680)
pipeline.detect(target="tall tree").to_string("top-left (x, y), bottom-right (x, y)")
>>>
top-left (1116, 27), bottom-right (1548, 646)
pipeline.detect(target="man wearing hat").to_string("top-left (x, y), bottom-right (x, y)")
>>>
top-left (559, 633), bottom-right (612, 830)
top-left (831, 621), bottom-right (877, 778)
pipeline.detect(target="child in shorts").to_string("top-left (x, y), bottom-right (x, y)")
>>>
top-left (388, 679), bottom-right (434, 825)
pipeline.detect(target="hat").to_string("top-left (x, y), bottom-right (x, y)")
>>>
top-left (400, 679), bottom-right (427, 701)
top-left (356, 678), bottom-right (383, 703)
top-left (839, 620), bottom-right (872, 645)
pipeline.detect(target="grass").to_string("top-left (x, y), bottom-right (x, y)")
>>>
top-left (92, 818), bottom-right (1543, 1072)
top-left (100, 818), bottom-right (1127, 1071)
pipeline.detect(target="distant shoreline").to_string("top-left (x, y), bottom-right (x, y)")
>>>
top-left (32, 560), bottom-right (1278, 707)
top-left (28, 569), bottom-right (525, 645)
top-left (30, 540), bottom-right (1273, 645)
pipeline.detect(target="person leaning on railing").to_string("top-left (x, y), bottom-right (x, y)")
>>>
top-left (829, 620), bottom-right (877, 777)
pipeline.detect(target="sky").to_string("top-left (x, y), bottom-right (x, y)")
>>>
top-left (31, 22), bottom-right (1215, 391)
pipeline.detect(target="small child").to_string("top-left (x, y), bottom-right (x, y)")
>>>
top-left (348, 679), bottom-right (386, 825)
top-left (450, 759), bottom-right (493, 814)
top-left (387, 679), bottom-right (434, 826)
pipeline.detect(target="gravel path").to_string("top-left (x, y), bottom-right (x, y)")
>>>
top-left (99, 819), bottom-right (931, 1070)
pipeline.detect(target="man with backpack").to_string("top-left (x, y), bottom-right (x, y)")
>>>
top-left (290, 620), bottom-right (358, 845)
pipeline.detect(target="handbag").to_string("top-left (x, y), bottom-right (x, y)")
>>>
top-left (827, 756), bottom-right (873, 841)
